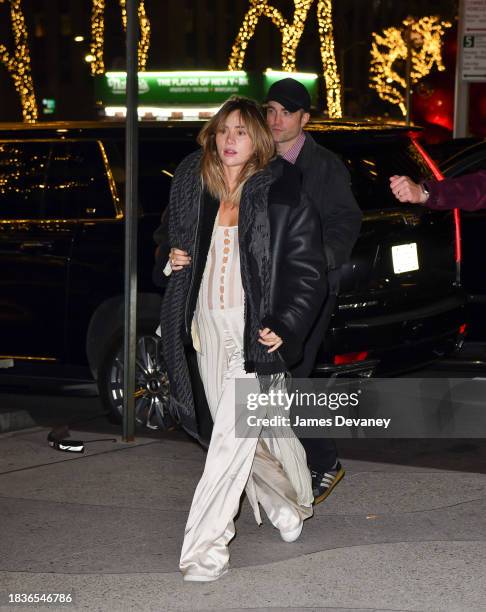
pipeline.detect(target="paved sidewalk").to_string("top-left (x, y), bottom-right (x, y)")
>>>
top-left (1, 426), bottom-right (486, 611)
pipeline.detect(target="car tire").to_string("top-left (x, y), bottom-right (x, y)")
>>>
top-left (97, 324), bottom-right (172, 430)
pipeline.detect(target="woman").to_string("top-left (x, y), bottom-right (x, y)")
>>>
top-left (160, 96), bottom-right (327, 582)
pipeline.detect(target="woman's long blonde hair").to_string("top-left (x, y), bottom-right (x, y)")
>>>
top-left (198, 96), bottom-right (275, 205)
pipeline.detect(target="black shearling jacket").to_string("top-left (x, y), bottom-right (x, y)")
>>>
top-left (159, 150), bottom-right (327, 437)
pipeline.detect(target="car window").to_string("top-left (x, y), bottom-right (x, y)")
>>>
top-left (311, 135), bottom-right (432, 211)
top-left (344, 143), bottom-right (433, 211)
top-left (138, 139), bottom-right (198, 216)
top-left (0, 141), bottom-right (50, 220)
top-left (450, 155), bottom-right (486, 176)
top-left (46, 141), bottom-right (117, 219)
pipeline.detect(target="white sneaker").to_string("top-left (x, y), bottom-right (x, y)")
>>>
top-left (279, 521), bottom-right (303, 543)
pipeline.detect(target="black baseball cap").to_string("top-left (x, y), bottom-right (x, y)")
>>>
top-left (265, 77), bottom-right (311, 113)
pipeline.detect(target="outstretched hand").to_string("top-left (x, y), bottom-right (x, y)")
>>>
top-left (390, 175), bottom-right (427, 204)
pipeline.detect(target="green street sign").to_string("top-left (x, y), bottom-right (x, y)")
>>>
top-left (98, 71), bottom-right (259, 106)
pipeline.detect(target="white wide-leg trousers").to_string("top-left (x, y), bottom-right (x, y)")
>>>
top-left (180, 314), bottom-right (312, 580)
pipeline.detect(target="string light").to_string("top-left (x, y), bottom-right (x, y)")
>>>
top-left (90, 0), bottom-right (151, 75)
top-left (119, 0), bottom-right (151, 71)
top-left (89, 0), bottom-right (104, 74)
top-left (370, 16), bottom-right (451, 117)
top-left (228, 0), bottom-right (342, 118)
top-left (316, 0), bottom-right (341, 118)
top-left (0, 0), bottom-right (38, 122)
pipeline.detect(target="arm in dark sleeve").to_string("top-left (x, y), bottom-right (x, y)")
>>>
top-left (424, 170), bottom-right (486, 212)
top-left (262, 204), bottom-right (328, 366)
top-left (320, 156), bottom-right (362, 269)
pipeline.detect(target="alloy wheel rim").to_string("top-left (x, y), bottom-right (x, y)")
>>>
top-left (109, 334), bottom-right (170, 429)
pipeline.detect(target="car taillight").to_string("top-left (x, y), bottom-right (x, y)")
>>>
top-left (411, 138), bottom-right (462, 279)
top-left (333, 351), bottom-right (369, 365)
top-left (459, 323), bottom-right (467, 334)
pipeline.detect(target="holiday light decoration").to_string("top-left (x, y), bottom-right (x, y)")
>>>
top-left (0, 0), bottom-right (38, 122)
top-left (229, 0), bottom-right (312, 72)
top-left (90, 0), bottom-right (151, 75)
top-left (119, 0), bottom-right (150, 70)
top-left (228, 0), bottom-right (342, 118)
top-left (370, 16), bottom-right (451, 116)
top-left (316, 0), bottom-right (341, 119)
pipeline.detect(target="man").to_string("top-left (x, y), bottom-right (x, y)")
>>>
top-left (390, 171), bottom-right (486, 210)
top-left (265, 78), bottom-right (362, 504)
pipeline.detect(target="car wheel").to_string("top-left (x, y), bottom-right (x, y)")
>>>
top-left (98, 327), bottom-right (172, 429)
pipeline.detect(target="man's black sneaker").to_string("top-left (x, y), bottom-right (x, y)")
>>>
top-left (311, 462), bottom-right (345, 505)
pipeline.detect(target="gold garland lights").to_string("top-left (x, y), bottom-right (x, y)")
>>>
top-left (90, 0), bottom-right (151, 75)
top-left (316, 0), bottom-right (341, 120)
top-left (228, 0), bottom-right (342, 118)
top-left (370, 16), bottom-right (451, 116)
top-left (0, 0), bottom-right (38, 122)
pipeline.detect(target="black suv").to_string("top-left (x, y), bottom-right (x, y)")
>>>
top-left (0, 121), bottom-right (465, 426)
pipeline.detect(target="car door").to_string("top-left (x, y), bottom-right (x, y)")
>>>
top-left (331, 136), bottom-right (457, 308)
top-left (444, 150), bottom-right (486, 338)
top-left (56, 139), bottom-right (124, 365)
top-left (137, 135), bottom-right (199, 273)
top-left (0, 140), bottom-right (75, 360)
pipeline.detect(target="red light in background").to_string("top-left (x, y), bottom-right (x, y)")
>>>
top-left (411, 137), bottom-right (443, 180)
top-left (412, 85), bottom-right (454, 132)
top-left (459, 324), bottom-right (467, 334)
top-left (411, 139), bottom-right (461, 265)
top-left (333, 351), bottom-right (369, 365)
